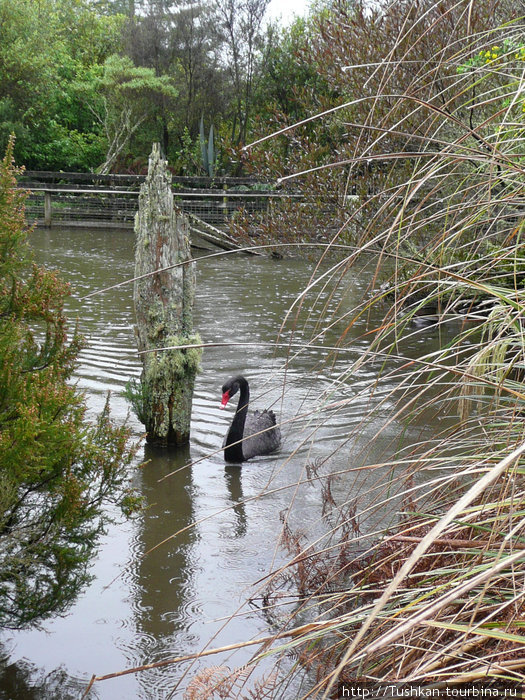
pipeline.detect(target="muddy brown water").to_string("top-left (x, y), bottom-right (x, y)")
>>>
top-left (0, 228), bottom-right (461, 699)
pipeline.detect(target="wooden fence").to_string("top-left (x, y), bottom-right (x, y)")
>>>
top-left (17, 171), bottom-right (300, 230)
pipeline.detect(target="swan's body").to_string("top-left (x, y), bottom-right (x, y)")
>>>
top-left (221, 375), bottom-right (281, 462)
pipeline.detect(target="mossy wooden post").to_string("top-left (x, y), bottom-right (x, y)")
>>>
top-left (133, 143), bottom-right (200, 446)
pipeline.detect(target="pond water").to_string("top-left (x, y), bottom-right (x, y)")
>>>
top-left (0, 228), bottom-right (460, 699)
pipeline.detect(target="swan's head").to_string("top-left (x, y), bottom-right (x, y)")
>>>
top-left (220, 375), bottom-right (244, 409)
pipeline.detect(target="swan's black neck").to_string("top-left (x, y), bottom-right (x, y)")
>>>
top-left (224, 377), bottom-right (250, 462)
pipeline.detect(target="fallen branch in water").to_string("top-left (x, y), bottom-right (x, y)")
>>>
top-left (81, 617), bottom-right (341, 698)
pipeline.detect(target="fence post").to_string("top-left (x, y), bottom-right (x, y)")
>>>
top-left (44, 191), bottom-right (52, 227)
top-left (222, 182), bottom-right (229, 224)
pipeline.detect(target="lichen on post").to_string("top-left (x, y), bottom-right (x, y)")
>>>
top-left (131, 143), bottom-right (201, 446)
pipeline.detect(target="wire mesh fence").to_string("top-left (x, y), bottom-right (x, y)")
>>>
top-left (20, 172), bottom-right (297, 230)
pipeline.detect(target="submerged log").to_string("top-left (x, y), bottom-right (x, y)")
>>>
top-left (132, 143), bottom-right (201, 446)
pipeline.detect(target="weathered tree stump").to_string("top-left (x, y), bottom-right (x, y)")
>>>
top-left (132, 143), bottom-right (201, 446)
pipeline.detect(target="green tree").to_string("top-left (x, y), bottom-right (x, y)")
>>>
top-left (214, 0), bottom-right (272, 145)
top-left (73, 54), bottom-right (179, 173)
top-left (123, 0), bottom-right (228, 164)
top-left (0, 0), bottom-right (126, 170)
top-left (0, 138), bottom-right (140, 629)
top-left (254, 17), bottom-right (326, 126)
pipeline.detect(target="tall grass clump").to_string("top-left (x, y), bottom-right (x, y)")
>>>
top-left (211, 4), bottom-right (525, 697)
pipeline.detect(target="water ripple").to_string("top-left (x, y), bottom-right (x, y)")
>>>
top-left (4, 230), bottom-right (458, 700)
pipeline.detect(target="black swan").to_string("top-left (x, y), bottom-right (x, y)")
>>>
top-left (220, 375), bottom-right (281, 462)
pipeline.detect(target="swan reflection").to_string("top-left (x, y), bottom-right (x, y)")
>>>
top-left (224, 466), bottom-right (247, 537)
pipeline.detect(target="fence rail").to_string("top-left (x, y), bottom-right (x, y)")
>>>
top-left (17, 171), bottom-right (300, 230)
top-left (20, 171), bottom-right (269, 188)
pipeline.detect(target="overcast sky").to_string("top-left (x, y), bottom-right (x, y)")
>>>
top-left (268, 0), bottom-right (310, 24)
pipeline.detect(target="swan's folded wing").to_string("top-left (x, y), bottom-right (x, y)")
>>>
top-left (242, 410), bottom-right (281, 460)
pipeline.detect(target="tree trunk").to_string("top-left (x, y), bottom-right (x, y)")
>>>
top-left (133, 143), bottom-right (200, 446)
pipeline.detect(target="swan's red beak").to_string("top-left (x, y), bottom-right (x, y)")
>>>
top-left (220, 390), bottom-right (230, 409)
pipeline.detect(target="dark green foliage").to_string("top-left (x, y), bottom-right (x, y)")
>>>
top-left (73, 54), bottom-right (179, 173)
top-left (0, 0), bottom-right (126, 170)
top-left (0, 646), bottom-right (88, 699)
top-left (0, 0), bottom-right (275, 173)
top-left (123, 376), bottom-right (150, 426)
top-left (0, 138), bottom-right (141, 629)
